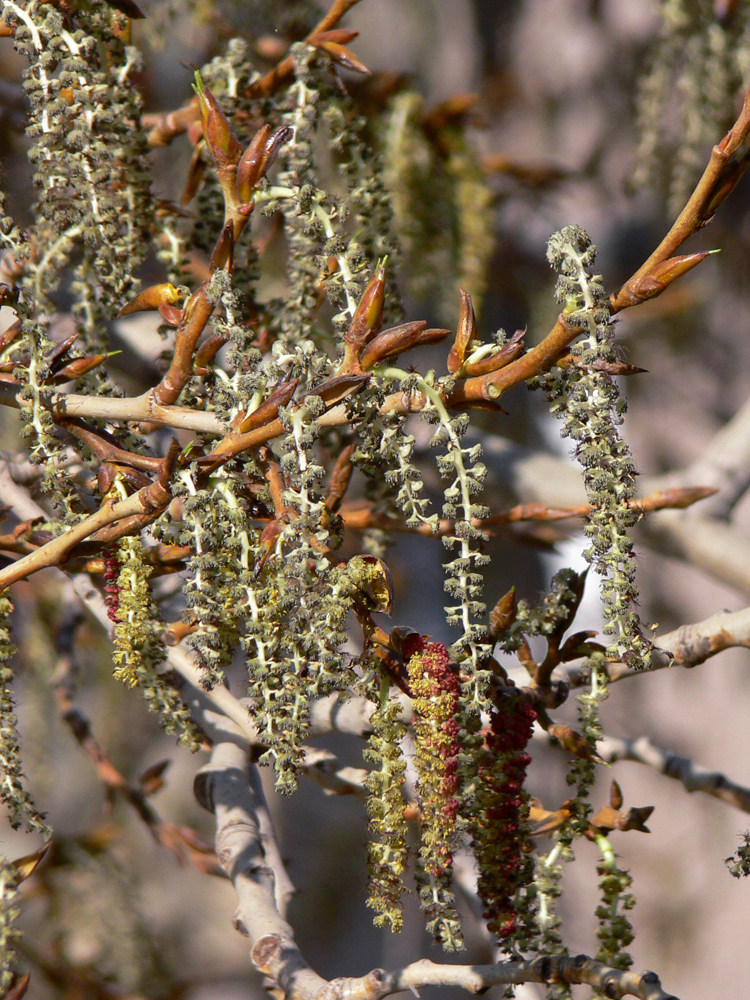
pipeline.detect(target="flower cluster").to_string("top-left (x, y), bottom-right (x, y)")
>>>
top-left (539, 226), bottom-right (651, 668)
top-left (472, 695), bottom-right (536, 942)
top-left (364, 679), bottom-right (409, 934)
top-left (407, 641), bottom-right (463, 949)
top-left (112, 538), bottom-right (199, 749)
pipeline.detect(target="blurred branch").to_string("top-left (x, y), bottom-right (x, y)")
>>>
top-left (657, 391), bottom-right (750, 519)
top-left (51, 589), bottom-right (221, 874)
top-left (598, 735), bottom-right (750, 814)
top-left (636, 510), bottom-right (750, 596)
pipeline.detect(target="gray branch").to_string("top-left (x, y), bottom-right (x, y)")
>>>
top-left (598, 734), bottom-right (750, 814)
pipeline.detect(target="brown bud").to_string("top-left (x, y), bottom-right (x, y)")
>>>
top-left (629, 251), bottom-right (716, 303)
top-left (308, 28), bottom-right (360, 45)
top-left (194, 334), bottom-right (229, 373)
top-left (347, 268), bottom-right (386, 350)
top-left (11, 845), bottom-right (48, 882)
top-left (557, 630), bottom-right (604, 661)
top-left (52, 353), bottom-right (109, 382)
top-left (157, 302), bottom-right (184, 327)
top-left (237, 125), bottom-right (291, 202)
top-left (138, 759), bottom-right (171, 796)
top-left (548, 724), bottom-right (604, 763)
top-left (325, 444), bottom-right (354, 513)
top-left (209, 221), bottom-right (235, 273)
top-left (0, 319), bottom-right (20, 352)
top-left (180, 144), bottom-right (206, 205)
top-left (255, 520), bottom-right (284, 576)
top-left (4, 972), bottom-right (30, 1000)
top-left (360, 321), bottom-right (451, 369)
top-left (230, 378), bottom-right (298, 434)
top-left (309, 36), bottom-right (370, 74)
top-left (193, 72), bottom-right (242, 169)
top-left (489, 586), bottom-right (517, 641)
top-left (610, 780), bottom-right (623, 811)
top-left (447, 289), bottom-right (478, 373)
top-left (463, 328), bottom-right (526, 377)
top-left (118, 282), bottom-right (182, 318)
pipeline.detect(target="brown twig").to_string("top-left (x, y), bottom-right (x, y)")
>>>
top-left (0, 476), bottom-right (173, 591)
top-left (51, 596), bottom-right (221, 874)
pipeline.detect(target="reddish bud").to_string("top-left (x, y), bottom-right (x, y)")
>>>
top-left (627, 251), bottom-right (715, 304)
top-left (464, 328), bottom-right (526, 377)
top-left (209, 222), bottom-right (234, 273)
top-left (230, 378), bottom-right (298, 434)
top-left (309, 36), bottom-right (370, 74)
top-left (193, 72), bottom-right (242, 169)
top-left (343, 268), bottom-right (386, 371)
top-left (52, 353), bottom-right (109, 382)
top-left (157, 302), bottom-right (184, 327)
top-left (181, 144), bottom-right (206, 205)
top-left (359, 321), bottom-right (450, 369)
top-left (447, 289), bottom-right (478, 373)
top-left (236, 125), bottom-right (291, 202)
top-left (194, 333), bottom-right (229, 373)
top-left (489, 586), bottom-right (517, 642)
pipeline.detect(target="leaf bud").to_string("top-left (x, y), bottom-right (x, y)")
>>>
top-left (118, 283), bottom-right (182, 317)
top-left (359, 322), bottom-right (450, 369)
top-left (193, 71), bottom-right (242, 169)
top-left (447, 289), bottom-right (477, 374)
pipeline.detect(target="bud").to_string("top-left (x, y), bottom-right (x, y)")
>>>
top-left (462, 328), bottom-right (526, 377)
top-left (309, 30), bottom-right (370, 74)
top-left (209, 221), bottom-right (234, 273)
top-left (118, 282), bottom-right (182, 318)
top-left (359, 322), bottom-right (450, 369)
top-left (193, 71), bottom-right (242, 169)
top-left (230, 378), bottom-right (298, 434)
top-left (194, 334), bottom-right (229, 373)
top-left (489, 586), bottom-right (517, 641)
top-left (626, 251), bottom-right (716, 304)
top-left (52, 353), bottom-right (110, 382)
top-left (341, 267), bottom-right (386, 371)
top-left (237, 125), bottom-right (292, 202)
top-left (547, 723), bottom-right (604, 764)
top-left (447, 289), bottom-right (478, 374)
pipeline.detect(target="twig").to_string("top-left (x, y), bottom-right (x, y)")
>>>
top-left (611, 89), bottom-right (750, 314)
top-left (0, 477), bottom-right (172, 591)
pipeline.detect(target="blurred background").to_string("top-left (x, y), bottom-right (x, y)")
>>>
top-left (3, 1), bottom-right (750, 998)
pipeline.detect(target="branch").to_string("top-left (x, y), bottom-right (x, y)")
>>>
top-left (598, 734), bottom-right (750, 814)
top-left (194, 736), bottom-right (328, 1000)
top-left (142, 0), bottom-right (366, 145)
top-left (557, 604), bottom-right (750, 686)
top-left (368, 955), bottom-right (679, 1000)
